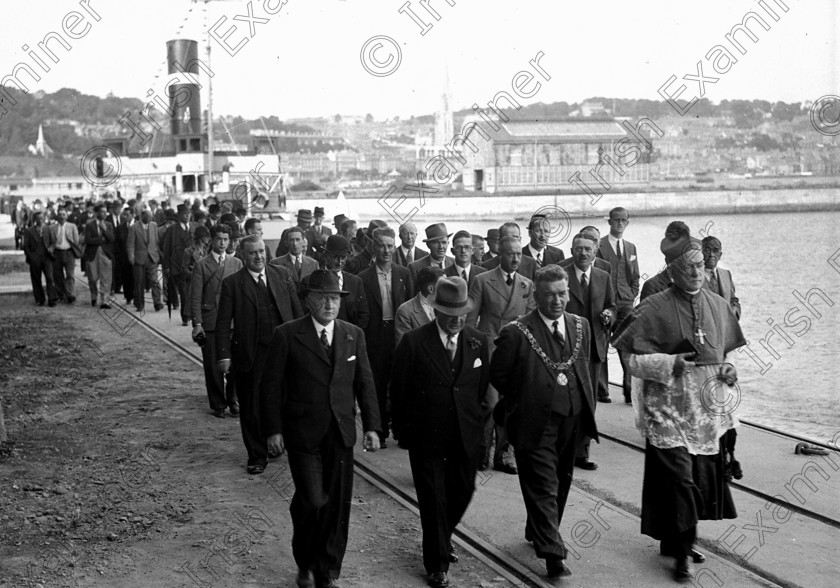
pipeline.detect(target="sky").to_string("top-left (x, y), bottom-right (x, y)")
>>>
top-left (0, 0), bottom-right (836, 120)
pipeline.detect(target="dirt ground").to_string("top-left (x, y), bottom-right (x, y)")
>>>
top-left (0, 295), bottom-right (511, 588)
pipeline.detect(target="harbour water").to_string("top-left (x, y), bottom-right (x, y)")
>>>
top-left (266, 207), bottom-right (840, 443)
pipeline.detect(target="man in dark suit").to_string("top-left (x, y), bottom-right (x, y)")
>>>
top-left (23, 211), bottom-right (57, 306)
top-left (270, 226), bottom-right (318, 287)
top-left (445, 230), bottom-right (487, 290)
top-left (83, 204), bottom-right (115, 309)
top-left (395, 266), bottom-right (445, 345)
top-left (127, 209), bottom-right (163, 312)
top-left (490, 265), bottom-right (598, 580)
top-left (305, 206), bottom-right (332, 259)
top-left (564, 234), bottom-right (615, 469)
top-left (114, 209), bottom-right (135, 306)
top-left (276, 208), bottom-right (314, 258)
top-left (481, 222), bottom-right (537, 280)
top-left (106, 201), bottom-right (123, 295)
top-left (595, 207), bottom-right (640, 403)
top-left (261, 270), bottom-right (381, 588)
top-left (391, 277), bottom-right (491, 588)
top-left (522, 214), bottom-right (564, 267)
top-left (344, 220), bottom-right (386, 275)
top-left (393, 221), bottom-right (429, 266)
top-left (216, 236), bottom-right (304, 475)
top-left (482, 228), bottom-right (499, 263)
top-left (701, 236), bottom-right (741, 320)
top-left (408, 223), bottom-right (454, 287)
top-left (190, 224), bottom-right (243, 418)
top-left (359, 227), bottom-right (412, 446)
top-left (303, 235), bottom-right (369, 329)
top-left (162, 204), bottom-right (194, 325)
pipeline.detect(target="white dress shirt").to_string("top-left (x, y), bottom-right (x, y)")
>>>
top-left (312, 315), bottom-right (335, 345)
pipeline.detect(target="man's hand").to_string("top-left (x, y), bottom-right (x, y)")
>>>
top-left (191, 324), bottom-right (204, 341)
top-left (217, 359), bottom-right (232, 375)
top-left (363, 431), bottom-right (380, 452)
top-left (718, 363), bottom-right (738, 386)
top-left (267, 433), bottom-right (285, 456)
top-left (672, 353), bottom-right (696, 378)
top-left (600, 309), bottom-right (613, 326)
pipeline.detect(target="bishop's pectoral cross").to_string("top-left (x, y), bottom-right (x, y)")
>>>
top-left (695, 327), bottom-right (706, 345)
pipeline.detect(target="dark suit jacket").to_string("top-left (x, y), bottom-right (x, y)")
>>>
top-left (596, 237), bottom-right (640, 304)
top-left (522, 244), bottom-right (565, 265)
top-left (162, 223), bottom-right (192, 275)
top-left (391, 322), bottom-right (490, 459)
top-left (114, 223), bottom-right (131, 262)
top-left (640, 269), bottom-right (671, 301)
top-left (392, 246), bottom-right (429, 267)
top-left (481, 254), bottom-right (537, 281)
top-left (490, 310), bottom-right (598, 451)
top-left (126, 222), bottom-right (161, 266)
top-left (481, 252), bottom-right (497, 263)
top-left (345, 247), bottom-right (374, 275)
top-left (305, 224), bottom-right (332, 258)
top-left (260, 317), bottom-right (381, 449)
top-left (704, 267), bottom-right (741, 320)
top-left (445, 262), bottom-right (488, 290)
top-left (559, 256), bottom-right (611, 276)
top-left (564, 265), bottom-right (616, 362)
top-left (83, 219), bottom-right (115, 262)
top-left (300, 270), bottom-right (370, 329)
top-left (408, 255), bottom-right (454, 287)
top-left (23, 225), bottom-right (50, 263)
top-left (189, 254), bottom-right (243, 330)
top-left (215, 265), bottom-right (304, 371)
top-left (269, 252), bottom-right (318, 287)
top-left (359, 263), bottom-right (412, 349)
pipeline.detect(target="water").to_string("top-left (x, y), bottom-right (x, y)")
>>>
top-left (263, 207), bottom-right (840, 443)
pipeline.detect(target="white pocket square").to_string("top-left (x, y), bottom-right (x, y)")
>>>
top-left (473, 358), bottom-right (482, 368)
top-left (630, 254), bottom-right (637, 261)
top-left (347, 355), bottom-right (356, 362)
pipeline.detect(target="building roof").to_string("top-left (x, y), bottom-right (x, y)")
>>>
top-left (493, 118), bottom-right (631, 144)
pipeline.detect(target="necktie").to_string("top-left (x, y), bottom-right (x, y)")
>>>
top-left (615, 240), bottom-right (622, 258)
top-left (709, 270), bottom-right (719, 294)
top-left (295, 256), bottom-right (301, 275)
top-left (581, 272), bottom-right (588, 292)
top-left (218, 255), bottom-right (224, 267)
top-left (406, 249), bottom-right (413, 264)
top-left (461, 269), bottom-right (467, 281)
top-left (552, 320), bottom-right (565, 347)
top-left (446, 334), bottom-right (457, 363)
top-left (320, 328), bottom-right (331, 359)
top-left (536, 251), bottom-right (542, 267)
top-left (505, 273), bottom-right (513, 287)
top-left (257, 274), bottom-right (266, 290)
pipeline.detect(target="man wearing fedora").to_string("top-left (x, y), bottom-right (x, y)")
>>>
top-left (359, 226), bottom-right (412, 447)
top-left (271, 226), bottom-right (318, 288)
top-left (306, 206), bottom-right (332, 259)
top-left (482, 228), bottom-right (500, 263)
top-left (162, 204), bottom-right (193, 325)
top-left (408, 223), bottom-right (454, 288)
top-left (276, 208), bottom-right (315, 257)
top-left (216, 235), bottom-right (303, 475)
top-left (345, 219), bottom-right (388, 275)
top-left (392, 221), bottom-right (429, 267)
top-left (303, 235), bottom-right (370, 329)
top-left (391, 276), bottom-right (490, 588)
top-left (261, 270), bottom-right (381, 588)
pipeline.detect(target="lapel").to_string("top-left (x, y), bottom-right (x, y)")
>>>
top-left (501, 272), bottom-right (522, 316)
top-left (410, 295), bottom-right (426, 325)
top-left (487, 269), bottom-right (510, 302)
top-left (420, 323), bottom-right (454, 382)
top-left (390, 266), bottom-right (404, 309)
top-left (330, 321), bottom-right (351, 384)
top-left (568, 267), bottom-right (585, 306)
top-left (598, 239), bottom-right (614, 262)
top-left (523, 311), bottom-right (558, 380)
top-left (241, 269), bottom-right (258, 309)
top-left (363, 267), bottom-right (382, 311)
top-left (296, 318), bottom-right (331, 367)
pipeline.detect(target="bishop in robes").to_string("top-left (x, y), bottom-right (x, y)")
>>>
top-left (612, 237), bottom-right (745, 581)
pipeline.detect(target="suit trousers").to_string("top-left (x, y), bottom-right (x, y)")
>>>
top-left (409, 448), bottom-right (478, 574)
top-left (29, 257), bottom-right (57, 304)
top-left (117, 257), bottom-right (134, 303)
top-left (576, 360), bottom-right (601, 460)
top-left (200, 332), bottom-right (238, 411)
top-left (52, 250), bottom-right (76, 300)
top-left (87, 249), bottom-right (113, 304)
top-left (233, 347), bottom-right (269, 467)
top-left (133, 263), bottom-right (162, 310)
top-left (287, 422), bottom-right (354, 583)
top-left (368, 321), bottom-right (395, 440)
top-left (168, 273), bottom-right (189, 322)
top-left (615, 304), bottom-right (634, 400)
top-left (514, 411), bottom-right (580, 560)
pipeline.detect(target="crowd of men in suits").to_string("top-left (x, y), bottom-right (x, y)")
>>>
top-left (20, 198), bottom-right (742, 587)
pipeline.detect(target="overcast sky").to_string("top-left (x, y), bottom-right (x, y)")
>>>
top-left (0, 0), bottom-right (836, 119)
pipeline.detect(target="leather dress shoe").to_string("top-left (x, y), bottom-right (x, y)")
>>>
top-left (100, 304), bottom-right (111, 310)
top-left (228, 404), bottom-right (240, 416)
top-left (296, 568), bottom-right (314, 588)
top-left (673, 557), bottom-right (693, 581)
top-left (660, 545), bottom-right (705, 563)
top-left (428, 571), bottom-right (450, 587)
top-left (597, 396), bottom-right (612, 403)
top-left (493, 463), bottom-right (518, 475)
top-left (247, 463), bottom-right (266, 475)
top-left (154, 303), bottom-right (164, 311)
top-left (448, 546), bottom-right (458, 563)
top-left (546, 557), bottom-right (572, 578)
top-left (212, 409), bottom-right (225, 418)
top-left (574, 458), bottom-right (598, 471)
top-left (91, 300), bottom-right (97, 307)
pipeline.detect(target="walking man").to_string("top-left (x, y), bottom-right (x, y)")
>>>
top-left (83, 204), bottom-right (115, 309)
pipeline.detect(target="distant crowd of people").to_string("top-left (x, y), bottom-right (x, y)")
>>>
top-left (18, 197), bottom-right (745, 587)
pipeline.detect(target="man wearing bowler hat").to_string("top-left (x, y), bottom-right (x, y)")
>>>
top-left (303, 235), bottom-right (370, 329)
top-left (261, 270), bottom-right (381, 588)
top-left (408, 223), bottom-right (454, 288)
top-left (391, 276), bottom-right (490, 588)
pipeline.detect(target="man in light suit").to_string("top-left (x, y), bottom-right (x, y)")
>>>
top-left (261, 270), bottom-right (381, 588)
top-left (302, 235), bottom-right (370, 329)
top-left (127, 209), bottom-right (163, 312)
top-left (408, 223), bottom-right (454, 287)
top-left (595, 207), bottom-right (640, 403)
top-left (23, 211), bottom-right (57, 306)
top-left (359, 227), bottom-right (412, 446)
top-left (701, 236), bottom-right (741, 320)
top-left (491, 265), bottom-right (598, 580)
top-left (467, 236), bottom-right (537, 474)
top-left (190, 224), bottom-right (243, 418)
top-left (45, 208), bottom-right (81, 303)
top-left (564, 234), bottom-right (615, 470)
top-left (216, 236), bottom-right (304, 475)
top-left (481, 222), bottom-right (537, 280)
top-left (445, 230), bottom-right (487, 290)
top-left (391, 277), bottom-right (491, 588)
top-left (395, 265), bottom-right (445, 346)
top-left (270, 226), bottom-right (318, 288)
top-left (522, 214), bottom-right (565, 268)
top-left (83, 204), bottom-right (115, 309)
top-left (393, 221), bottom-right (429, 267)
